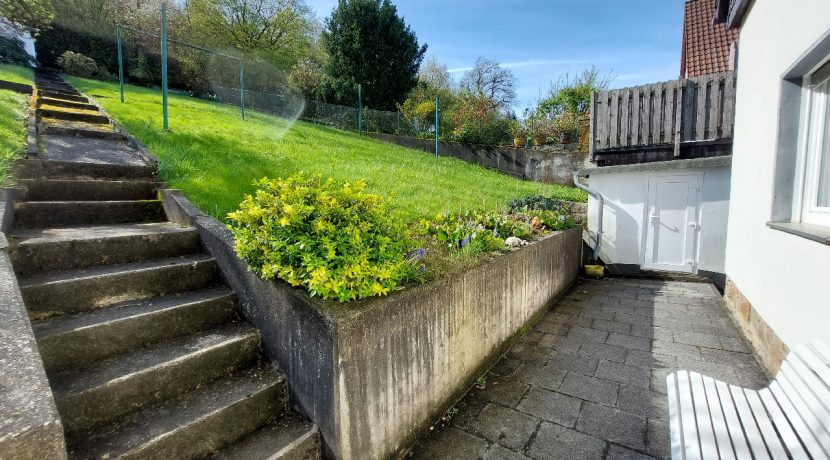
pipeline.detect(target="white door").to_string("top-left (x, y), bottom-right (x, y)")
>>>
top-left (643, 174), bottom-right (701, 273)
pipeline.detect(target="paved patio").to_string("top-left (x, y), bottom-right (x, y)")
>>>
top-left (410, 277), bottom-right (769, 459)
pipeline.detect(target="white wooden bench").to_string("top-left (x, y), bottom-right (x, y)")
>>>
top-left (667, 341), bottom-right (830, 459)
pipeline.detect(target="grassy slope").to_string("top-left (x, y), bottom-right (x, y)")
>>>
top-left (0, 65), bottom-right (32, 181)
top-left (0, 63), bottom-right (34, 86)
top-left (69, 77), bottom-right (586, 222)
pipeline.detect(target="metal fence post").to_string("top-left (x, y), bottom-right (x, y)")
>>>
top-left (357, 84), bottom-right (362, 133)
top-left (160, 1), bottom-right (169, 130)
top-left (434, 96), bottom-right (439, 156)
top-left (396, 111), bottom-right (400, 135)
top-left (117, 25), bottom-right (124, 103)
top-left (239, 61), bottom-right (245, 120)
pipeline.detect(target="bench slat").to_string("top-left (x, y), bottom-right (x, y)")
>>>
top-left (729, 385), bottom-right (772, 460)
top-left (775, 370), bottom-right (830, 457)
top-left (702, 374), bottom-right (737, 459)
top-left (678, 370), bottom-right (703, 460)
top-left (715, 379), bottom-right (752, 459)
top-left (759, 387), bottom-right (810, 460)
top-left (769, 381), bottom-right (819, 458)
top-left (668, 373), bottom-right (686, 460)
top-left (745, 387), bottom-right (790, 459)
top-left (691, 372), bottom-right (720, 458)
top-left (810, 341), bottom-right (830, 366)
top-left (790, 349), bottom-right (830, 414)
top-left (798, 345), bottom-right (830, 392)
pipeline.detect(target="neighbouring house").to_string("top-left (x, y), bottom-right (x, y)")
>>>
top-left (718, 0), bottom-right (830, 374)
top-left (581, 0), bottom-right (738, 287)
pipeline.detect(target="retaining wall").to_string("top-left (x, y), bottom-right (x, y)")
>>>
top-left (162, 189), bottom-right (581, 459)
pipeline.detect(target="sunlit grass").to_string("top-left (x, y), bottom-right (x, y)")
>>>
top-left (0, 63), bottom-right (34, 86)
top-left (0, 89), bottom-right (29, 181)
top-left (69, 76), bottom-right (586, 223)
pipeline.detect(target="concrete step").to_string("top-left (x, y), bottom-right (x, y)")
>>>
top-left (211, 413), bottom-right (321, 460)
top-left (52, 323), bottom-right (262, 435)
top-left (12, 159), bottom-right (156, 181)
top-left (33, 287), bottom-right (236, 374)
top-left (9, 222), bottom-right (199, 277)
top-left (16, 178), bottom-right (160, 201)
top-left (20, 254), bottom-right (219, 320)
top-left (40, 123), bottom-right (125, 141)
top-left (13, 199), bottom-right (166, 229)
top-left (37, 108), bottom-right (109, 125)
top-left (39, 90), bottom-right (88, 103)
top-left (67, 366), bottom-right (287, 459)
top-left (37, 97), bottom-right (97, 111)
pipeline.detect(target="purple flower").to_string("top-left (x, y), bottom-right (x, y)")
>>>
top-left (460, 235), bottom-right (471, 248)
top-left (407, 248), bottom-right (427, 261)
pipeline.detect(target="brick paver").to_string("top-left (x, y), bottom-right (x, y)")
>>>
top-left (410, 278), bottom-right (769, 459)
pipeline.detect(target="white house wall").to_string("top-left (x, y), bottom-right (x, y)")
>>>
top-left (725, 0), bottom-right (830, 348)
top-left (586, 166), bottom-right (731, 276)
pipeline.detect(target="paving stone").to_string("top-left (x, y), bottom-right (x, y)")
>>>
top-left (516, 387), bottom-right (582, 428)
top-left (546, 335), bottom-right (585, 354)
top-left (583, 309), bottom-right (617, 321)
top-left (596, 360), bottom-right (651, 388)
top-left (478, 379), bottom-right (529, 408)
top-left (607, 445), bottom-right (658, 459)
top-left (537, 333), bottom-right (566, 349)
top-left (614, 312), bottom-right (653, 327)
top-left (699, 347), bottom-right (758, 368)
top-left (559, 372), bottom-right (618, 406)
top-left (470, 404), bottom-right (540, 452)
top-left (526, 422), bottom-right (606, 460)
top-left (547, 312), bottom-right (593, 327)
top-left (591, 319), bottom-right (631, 335)
top-left (511, 364), bottom-right (566, 391)
top-left (534, 320), bottom-right (569, 336)
top-left (548, 351), bottom-right (598, 376)
top-left (489, 357), bottom-right (523, 377)
top-left (607, 332), bottom-right (652, 351)
top-left (576, 402), bottom-right (647, 450)
top-left (450, 393), bottom-right (490, 430)
top-left (516, 331), bottom-right (546, 347)
top-left (414, 426), bottom-right (488, 459)
top-left (646, 418), bottom-right (671, 459)
top-left (672, 331), bottom-right (722, 350)
top-left (566, 325), bottom-right (608, 344)
top-left (617, 385), bottom-right (668, 420)
top-left (483, 443), bottom-right (530, 460)
top-left (652, 340), bottom-right (702, 359)
top-left (578, 341), bottom-right (628, 363)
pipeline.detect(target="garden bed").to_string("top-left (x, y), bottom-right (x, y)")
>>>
top-left (163, 189), bottom-right (582, 459)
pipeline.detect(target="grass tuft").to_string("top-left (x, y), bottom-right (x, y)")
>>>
top-left (0, 63), bottom-right (34, 86)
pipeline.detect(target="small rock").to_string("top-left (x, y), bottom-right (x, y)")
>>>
top-left (505, 236), bottom-right (527, 248)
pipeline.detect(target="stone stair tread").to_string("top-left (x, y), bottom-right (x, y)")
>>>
top-left (18, 253), bottom-right (214, 287)
top-left (12, 158), bottom-right (156, 180)
top-left (43, 134), bottom-right (149, 166)
top-left (14, 179), bottom-right (162, 201)
top-left (210, 413), bottom-right (319, 460)
top-left (32, 286), bottom-right (234, 340)
top-left (10, 222), bottom-right (192, 247)
top-left (50, 322), bottom-right (258, 399)
top-left (69, 366), bottom-right (286, 459)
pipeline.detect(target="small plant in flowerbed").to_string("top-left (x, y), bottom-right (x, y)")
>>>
top-left (227, 174), bottom-right (424, 302)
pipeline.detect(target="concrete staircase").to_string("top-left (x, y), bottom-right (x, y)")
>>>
top-left (5, 69), bottom-right (320, 459)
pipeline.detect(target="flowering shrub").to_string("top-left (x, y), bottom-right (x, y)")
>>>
top-left (57, 51), bottom-right (99, 78)
top-left (227, 174), bottom-right (420, 302)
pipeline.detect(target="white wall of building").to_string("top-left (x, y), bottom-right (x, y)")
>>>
top-left (586, 166), bottom-right (731, 275)
top-left (725, 0), bottom-right (830, 347)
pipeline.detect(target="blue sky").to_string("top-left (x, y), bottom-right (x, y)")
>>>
top-left (305, 0), bottom-right (686, 110)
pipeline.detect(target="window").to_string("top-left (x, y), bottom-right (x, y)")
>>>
top-left (801, 60), bottom-right (830, 226)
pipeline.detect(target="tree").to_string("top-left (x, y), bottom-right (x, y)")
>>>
top-left (460, 58), bottom-right (517, 111)
top-left (0, 0), bottom-right (55, 32)
top-left (536, 66), bottom-right (614, 119)
top-left (318, 0), bottom-right (427, 110)
top-left (418, 56), bottom-right (451, 91)
top-left (289, 58), bottom-right (324, 99)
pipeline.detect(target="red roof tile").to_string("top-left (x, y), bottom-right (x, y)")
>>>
top-left (681, 0), bottom-right (740, 77)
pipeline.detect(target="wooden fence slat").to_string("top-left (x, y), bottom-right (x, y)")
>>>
top-left (609, 90), bottom-right (620, 148)
top-left (682, 79), bottom-right (697, 143)
top-left (674, 82), bottom-right (685, 156)
top-left (630, 87), bottom-right (641, 146)
top-left (695, 75), bottom-right (711, 141)
top-left (640, 86), bottom-right (651, 146)
top-left (651, 84), bottom-right (664, 144)
top-left (663, 81), bottom-right (677, 146)
top-left (620, 89), bottom-right (631, 147)
top-left (722, 72), bottom-right (736, 138)
top-left (589, 92), bottom-right (596, 157)
top-left (709, 74), bottom-right (724, 139)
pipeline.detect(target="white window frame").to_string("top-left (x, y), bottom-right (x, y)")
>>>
top-left (799, 58), bottom-right (830, 227)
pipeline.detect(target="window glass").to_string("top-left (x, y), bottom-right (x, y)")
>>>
top-left (817, 79), bottom-right (830, 207)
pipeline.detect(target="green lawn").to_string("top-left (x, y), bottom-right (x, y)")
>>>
top-left (69, 77), bottom-right (586, 222)
top-left (0, 63), bottom-right (34, 86)
top-left (0, 89), bottom-right (29, 182)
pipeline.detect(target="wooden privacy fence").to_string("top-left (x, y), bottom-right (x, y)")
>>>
top-left (590, 71), bottom-right (736, 157)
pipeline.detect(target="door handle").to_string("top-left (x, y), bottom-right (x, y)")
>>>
top-left (649, 214), bottom-right (659, 225)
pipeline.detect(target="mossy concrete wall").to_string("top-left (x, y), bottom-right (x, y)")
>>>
top-left (162, 190), bottom-right (581, 459)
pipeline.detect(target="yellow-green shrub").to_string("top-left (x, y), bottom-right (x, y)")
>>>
top-left (227, 174), bottom-right (420, 302)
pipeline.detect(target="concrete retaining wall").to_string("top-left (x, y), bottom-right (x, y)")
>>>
top-left (0, 189), bottom-right (67, 459)
top-left (370, 133), bottom-right (585, 186)
top-left (162, 189), bottom-right (581, 459)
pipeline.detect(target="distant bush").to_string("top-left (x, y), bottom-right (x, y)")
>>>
top-left (57, 51), bottom-right (98, 77)
top-left (227, 174), bottom-right (421, 302)
top-left (509, 195), bottom-right (568, 213)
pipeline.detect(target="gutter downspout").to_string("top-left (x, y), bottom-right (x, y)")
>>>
top-left (573, 171), bottom-right (603, 262)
